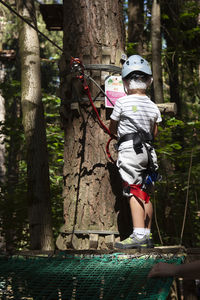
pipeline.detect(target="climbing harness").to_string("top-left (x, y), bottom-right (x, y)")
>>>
top-left (117, 130), bottom-right (153, 154)
top-left (117, 115), bottom-right (161, 201)
top-left (70, 57), bottom-right (117, 163)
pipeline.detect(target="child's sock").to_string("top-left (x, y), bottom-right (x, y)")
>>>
top-left (133, 228), bottom-right (145, 239)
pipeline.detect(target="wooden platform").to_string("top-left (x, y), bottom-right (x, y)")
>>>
top-left (12, 245), bottom-right (188, 257)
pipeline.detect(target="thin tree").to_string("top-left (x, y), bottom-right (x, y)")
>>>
top-left (0, 5), bottom-right (7, 252)
top-left (0, 66), bottom-right (6, 252)
top-left (198, 0), bottom-right (200, 81)
top-left (151, 0), bottom-right (164, 104)
top-left (0, 6), bottom-right (6, 186)
top-left (128, 0), bottom-right (144, 55)
top-left (162, 1), bottom-right (181, 114)
top-left (0, 94), bottom-right (5, 184)
top-left (17, 0), bottom-right (54, 250)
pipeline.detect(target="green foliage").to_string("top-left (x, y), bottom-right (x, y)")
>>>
top-left (1, 3), bottom-right (18, 51)
top-left (42, 94), bottom-right (64, 238)
top-left (0, 78), bottom-right (28, 250)
top-left (0, 1), bottom-right (63, 249)
top-left (153, 116), bottom-right (200, 247)
top-left (0, 85), bottom-right (64, 248)
top-left (0, 160), bottom-right (29, 250)
top-left (127, 42), bottom-right (139, 57)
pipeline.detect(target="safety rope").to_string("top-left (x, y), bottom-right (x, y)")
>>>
top-left (180, 148), bottom-right (193, 245)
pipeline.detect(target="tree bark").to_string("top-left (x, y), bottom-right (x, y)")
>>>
top-left (0, 93), bottom-right (5, 185)
top-left (197, 0), bottom-right (200, 82)
top-left (151, 0), bottom-right (164, 104)
top-left (128, 0), bottom-right (144, 55)
top-left (0, 74), bottom-right (6, 252)
top-left (0, 77), bottom-right (5, 185)
top-left (0, 4), bottom-right (6, 186)
top-left (57, 0), bottom-right (128, 250)
top-left (17, 0), bottom-right (54, 250)
top-left (0, 9), bottom-right (6, 252)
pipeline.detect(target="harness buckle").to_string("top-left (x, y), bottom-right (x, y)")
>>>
top-left (142, 171), bottom-right (162, 193)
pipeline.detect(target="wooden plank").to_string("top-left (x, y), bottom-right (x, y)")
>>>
top-left (105, 234), bottom-right (115, 249)
top-left (157, 102), bottom-right (177, 114)
top-left (71, 100), bottom-right (177, 115)
top-left (0, 50), bottom-right (15, 60)
top-left (89, 234), bottom-right (99, 249)
top-left (59, 229), bottom-right (119, 235)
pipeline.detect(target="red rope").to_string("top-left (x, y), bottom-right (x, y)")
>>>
top-left (106, 137), bottom-right (116, 163)
top-left (71, 57), bottom-right (117, 163)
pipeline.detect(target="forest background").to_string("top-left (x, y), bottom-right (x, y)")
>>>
top-left (0, 0), bottom-right (200, 252)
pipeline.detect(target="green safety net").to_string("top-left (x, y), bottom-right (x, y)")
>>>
top-left (0, 253), bottom-right (184, 300)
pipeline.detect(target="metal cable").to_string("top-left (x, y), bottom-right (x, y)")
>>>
top-left (85, 74), bottom-right (114, 107)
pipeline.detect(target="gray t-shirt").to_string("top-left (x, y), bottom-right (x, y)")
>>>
top-left (110, 94), bottom-right (162, 150)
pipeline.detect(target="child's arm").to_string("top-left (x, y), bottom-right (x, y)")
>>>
top-left (153, 123), bottom-right (158, 139)
top-left (109, 119), bottom-right (118, 135)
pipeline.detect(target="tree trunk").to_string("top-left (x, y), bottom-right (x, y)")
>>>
top-left (0, 74), bottom-right (6, 252)
top-left (197, 0), bottom-right (200, 82)
top-left (162, 1), bottom-right (181, 115)
top-left (151, 0), bottom-right (164, 104)
top-left (17, 0), bottom-right (54, 250)
top-left (0, 93), bottom-right (5, 183)
top-left (0, 9), bottom-right (6, 252)
top-left (57, 0), bottom-right (128, 250)
top-left (0, 3), bottom-right (6, 186)
top-left (128, 0), bottom-right (144, 55)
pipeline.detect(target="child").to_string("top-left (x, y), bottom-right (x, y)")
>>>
top-left (109, 55), bottom-right (162, 249)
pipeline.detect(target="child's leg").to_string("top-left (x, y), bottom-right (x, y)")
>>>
top-left (144, 201), bottom-right (153, 229)
top-left (129, 197), bottom-right (153, 240)
top-left (144, 201), bottom-right (154, 248)
top-left (129, 198), bottom-right (153, 229)
top-left (129, 196), bottom-right (145, 228)
top-left (129, 196), bottom-right (146, 239)
top-left (115, 196), bottom-right (151, 249)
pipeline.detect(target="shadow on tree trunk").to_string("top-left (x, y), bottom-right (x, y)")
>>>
top-left (107, 162), bottom-right (132, 240)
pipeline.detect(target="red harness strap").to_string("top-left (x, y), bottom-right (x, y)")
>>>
top-left (123, 182), bottom-right (150, 203)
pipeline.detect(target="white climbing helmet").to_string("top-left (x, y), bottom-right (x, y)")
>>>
top-left (121, 55), bottom-right (152, 78)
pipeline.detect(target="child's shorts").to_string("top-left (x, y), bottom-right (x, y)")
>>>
top-left (116, 144), bottom-right (158, 197)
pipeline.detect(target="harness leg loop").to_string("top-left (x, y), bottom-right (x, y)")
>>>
top-left (123, 182), bottom-right (150, 203)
